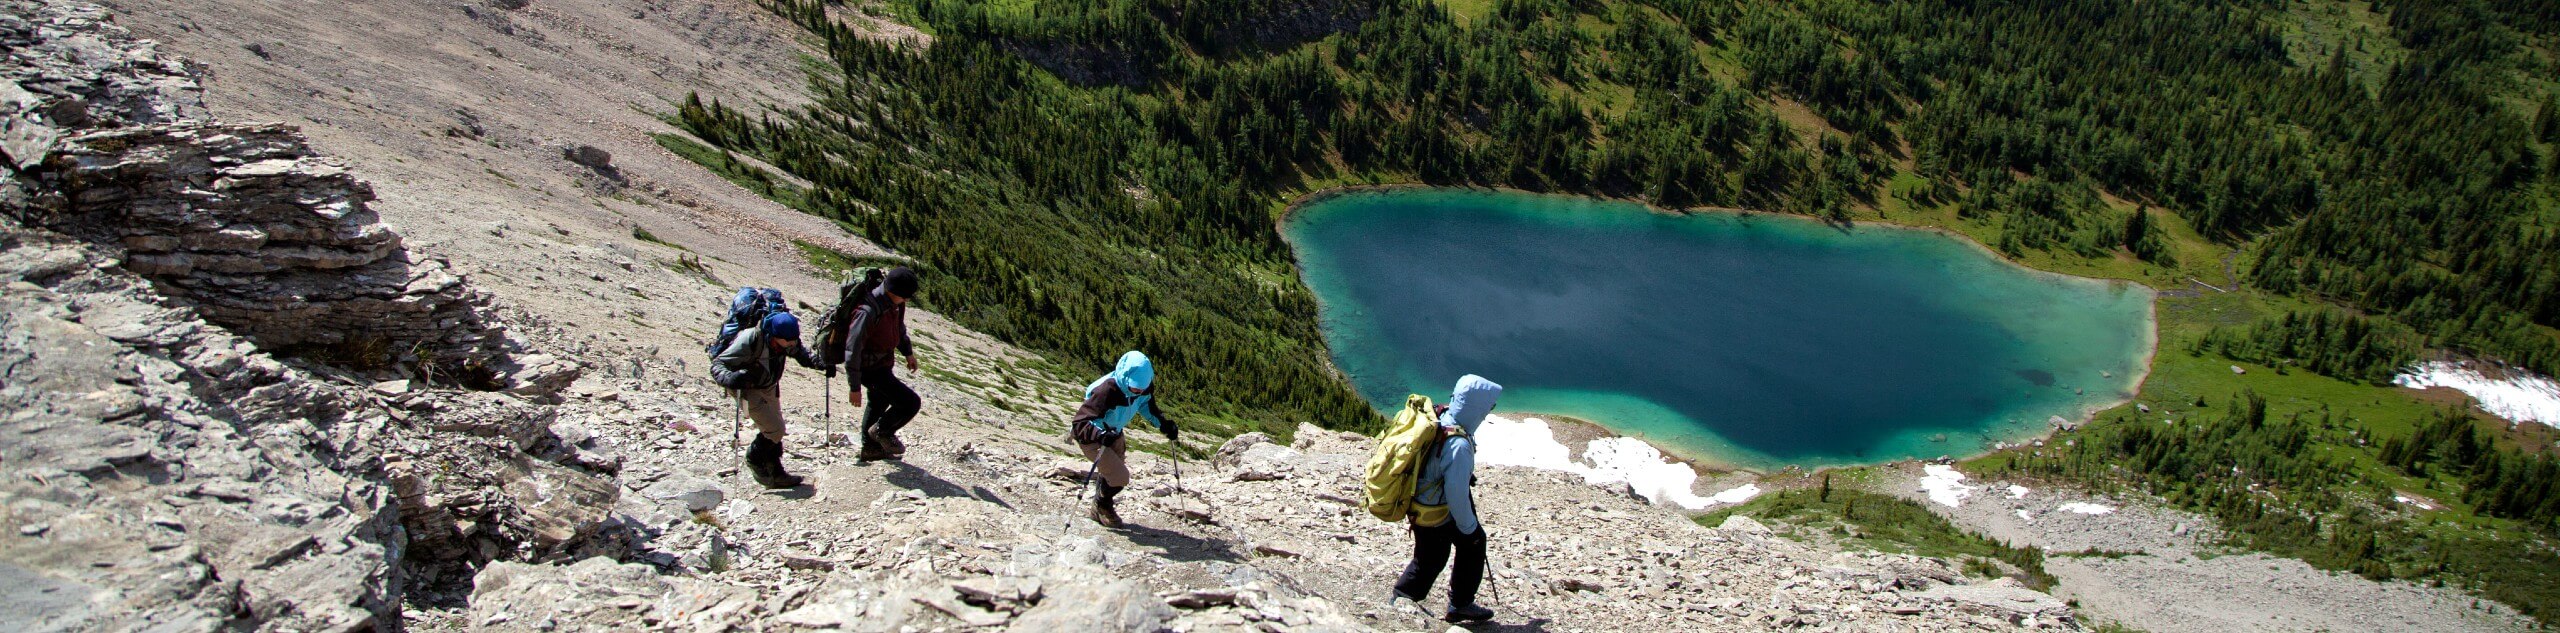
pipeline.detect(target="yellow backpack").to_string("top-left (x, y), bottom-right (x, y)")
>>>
top-left (1363, 394), bottom-right (1460, 525)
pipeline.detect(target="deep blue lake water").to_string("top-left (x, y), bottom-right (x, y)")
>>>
top-left (1285, 189), bottom-right (2154, 470)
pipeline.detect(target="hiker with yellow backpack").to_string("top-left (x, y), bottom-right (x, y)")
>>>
top-left (1365, 374), bottom-right (1502, 624)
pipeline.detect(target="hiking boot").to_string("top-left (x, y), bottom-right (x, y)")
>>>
top-left (1090, 484), bottom-right (1125, 528)
top-left (871, 430), bottom-right (907, 458)
top-left (1090, 497), bottom-right (1125, 529)
top-left (747, 437), bottom-right (804, 489)
top-left (753, 468), bottom-right (805, 489)
top-left (854, 443), bottom-right (894, 462)
top-left (1444, 603), bottom-right (1494, 623)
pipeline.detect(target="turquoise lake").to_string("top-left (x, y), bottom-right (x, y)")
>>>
top-left (1284, 189), bottom-right (2155, 470)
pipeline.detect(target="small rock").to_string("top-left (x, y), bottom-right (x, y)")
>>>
top-left (18, 523), bottom-right (48, 537)
top-left (1045, 463), bottom-right (1089, 482)
top-left (953, 577), bottom-right (1043, 609)
top-left (1163, 588), bottom-right (1238, 609)
top-left (1555, 578), bottom-right (1608, 593)
top-left (640, 474), bottom-right (725, 513)
top-left (779, 553), bottom-right (836, 571)
top-left (562, 145), bottom-right (614, 170)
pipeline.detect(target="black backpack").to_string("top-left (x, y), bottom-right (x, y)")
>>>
top-left (812, 268), bottom-right (885, 368)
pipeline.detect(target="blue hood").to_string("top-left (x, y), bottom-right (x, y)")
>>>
top-left (1087, 350), bottom-right (1155, 399)
top-left (1442, 374), bottom-right (1502, 434)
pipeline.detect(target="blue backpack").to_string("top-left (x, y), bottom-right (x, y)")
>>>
top-left (707, 287), bottom-right (787, 359)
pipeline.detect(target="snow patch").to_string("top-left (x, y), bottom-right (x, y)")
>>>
top-left (2015, 509), bottom-right (2034, 522)
top-left (1707, 483), bottom-right (1763, 505)
top-left (2057, 502), bottom-right (2115, 515)
top-left (2394, 495), bottom-right (2437, 511)
top-left (1473, 415), bottom-right (1759, 509)
top-left (1920, 464), bottom-right (1975, 508)
top-left (2394, 361), bottom-right (2560, 426)
top-left (2006, 485), bottom-right (2030, 500)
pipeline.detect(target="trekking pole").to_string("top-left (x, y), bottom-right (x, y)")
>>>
top-left (1169, 438), bottom-right (1185, 497)
top-left (822, 372), bottom-right (834, 448)
top-left (1076, 458), bottom-right (1102, 502)
top-left (730, 392), bottom-right (743, 451)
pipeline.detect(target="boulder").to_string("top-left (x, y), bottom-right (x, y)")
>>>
top-left (497, 456), bottom-right (619, 550)
top-left (1211, 432), bottom-right (1271, 469)
top-left (1231, 443), bottom-right (1299, 482)
top-left (561, 144), bottom-right (612, 169)
top-left (1010, 578), bottom-right (1173, 632)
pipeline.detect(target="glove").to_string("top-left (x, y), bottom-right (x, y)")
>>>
top-left (824, 364), bottom-right (838, 379)
top-left (1161, 421), bottom-right (1179, 446)
top-left (1463, 525), bottom-right (1490, 544)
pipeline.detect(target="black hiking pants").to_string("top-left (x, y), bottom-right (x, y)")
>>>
top-left (1394, 520), bottom-right (1486, 608)
top-left (857, 365), bottom-right (920, 443)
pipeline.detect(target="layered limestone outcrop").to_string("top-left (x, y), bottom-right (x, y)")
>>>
top-left (1, 2), bottom-right (619, 629)
top-left (1, 0), bottom-right (574, 398)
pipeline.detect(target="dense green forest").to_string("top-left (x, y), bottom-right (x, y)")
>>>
top-left (669, 0), bottom-right (2560, 620)
top-left (680, 0), bottom-right (2560, 432)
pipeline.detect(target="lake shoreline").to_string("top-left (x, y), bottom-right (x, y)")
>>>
top-left (1282, 184), bottom-right (2163, 476)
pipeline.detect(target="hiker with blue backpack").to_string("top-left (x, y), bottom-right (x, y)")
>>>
top-left (1388, 374), bottom-right (1502, 623)
top-left (708, 287), bottom-right (827, 489)
top-left (1067, 351), bottom-right (1179, 528)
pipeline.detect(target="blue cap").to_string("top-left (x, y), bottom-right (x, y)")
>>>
top-left (763, 312), bottom-right (800, 342)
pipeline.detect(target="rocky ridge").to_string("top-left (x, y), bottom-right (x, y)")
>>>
top-left (3, 0), bottom-right (575, 397)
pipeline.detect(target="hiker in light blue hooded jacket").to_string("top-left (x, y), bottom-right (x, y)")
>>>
top-left (1393, 374), bottom-right (1500, 623)
top-left (1067, 351), bottom-right (1179, 528)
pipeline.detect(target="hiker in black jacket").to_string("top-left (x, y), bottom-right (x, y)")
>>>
top-left (711, 312), bottom-right (825, 488)
top-left (839, 267), bottom-right (923, 461)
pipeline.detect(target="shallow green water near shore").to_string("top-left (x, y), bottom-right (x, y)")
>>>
top-left (1285, 189), bottom-right (2154, 470)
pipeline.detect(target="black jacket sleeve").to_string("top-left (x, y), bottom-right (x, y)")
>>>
top-left (1146, 399), bottom-right (1175, 439)
top-left (1068, 379), bottom-right (1119, 430)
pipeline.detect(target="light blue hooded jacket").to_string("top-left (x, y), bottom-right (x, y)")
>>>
top-left (1416, 374), bottom-right (1501, 534)
top-left (1079, 351), bottom-right (1165, 433)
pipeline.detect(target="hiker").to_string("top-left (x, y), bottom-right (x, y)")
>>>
top-left (838, 266), bottom-right (923, 461)
top-left (1068, 350), bottom-right (1179, 528)
top-left (711, 311), bottom-right (827, 488)
top-left (1392, 374), bottom-right (1501, 623)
